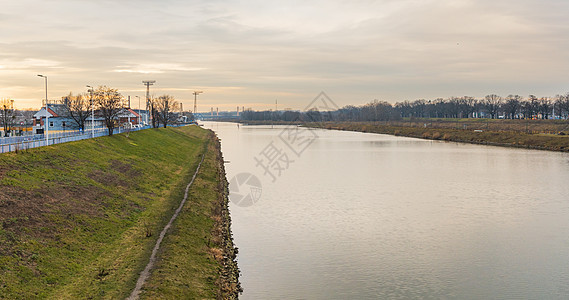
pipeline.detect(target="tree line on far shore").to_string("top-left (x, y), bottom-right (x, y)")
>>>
top-left (240, 94), bottom-right (569, 122)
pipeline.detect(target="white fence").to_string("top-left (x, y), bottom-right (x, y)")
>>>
top-left (0, 125), bottom-right (152, 153)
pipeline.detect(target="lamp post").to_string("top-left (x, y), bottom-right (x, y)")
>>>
top-left (142, 80), bottom-right (155, 127)
top-left (37, 74), bottom-right (48, 145)
top-left (135, 96), bottom-right (141, 126)
top-left (86, 85), bottom-right (94, 138)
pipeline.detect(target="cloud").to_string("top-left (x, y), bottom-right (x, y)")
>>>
top-left (2, 0), bottom-right (569, 109)
top-left (113, 64), bottom-right (206, 74)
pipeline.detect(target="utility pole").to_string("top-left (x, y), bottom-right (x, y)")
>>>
top-left (37, 74), bottom-right (48, 145)
top-left (193, 91), bottom-right (203, 116)
top-left (142, 80), bottom-right (155, 126)
top-left (86, 85), bottom-right (94, 138)
top-left (135, 96), bottom-right (141, 125)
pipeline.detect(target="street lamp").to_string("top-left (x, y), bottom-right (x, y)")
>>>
top-left (135, 96), bottom-right (141, 126)
top-left (37, 74), bottom-right (48, 145)
top-left (142, 80), bottom-right (155, 127)
top-left (86, 85), bottom-right (94, 138)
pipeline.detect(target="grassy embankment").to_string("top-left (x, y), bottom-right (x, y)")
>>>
top-left (0, 126), bottom-right (239, 299)
top-left (139, 133), bottom-right (240, 299)
top-left (306, 120), bottom-right (569, 152)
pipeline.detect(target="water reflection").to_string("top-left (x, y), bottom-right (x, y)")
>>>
top-left (204, 122), bottom-right (569, 299)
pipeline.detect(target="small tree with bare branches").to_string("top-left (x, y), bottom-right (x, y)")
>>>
top-left (484, 94), bottom-right (502, 119)
top-left (153, 95), bottom-right (179, 128)
top-left (61, 92), bottom-right (91, 131)
top-left (93, 86), bottom-right (124, 136)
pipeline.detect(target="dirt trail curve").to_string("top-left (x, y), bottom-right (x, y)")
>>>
top-left (127, 153), bottom-right (206, 300)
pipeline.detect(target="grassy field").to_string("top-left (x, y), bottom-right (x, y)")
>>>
top-left (0, 126), bottom-right (238, 299)
top-left (379, 118), bottom-right (569, 134)
top-left (307, 121), bottom-right (569, 152)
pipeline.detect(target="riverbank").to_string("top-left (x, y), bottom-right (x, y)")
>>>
top-left (238, 120), bottom-right (302, 125)
top-left (306, 122), bottom-right (569, 152)
top-left (138, 131), bottom-right (241, 299)
top-left (0, 126), bottom-right (239, 298)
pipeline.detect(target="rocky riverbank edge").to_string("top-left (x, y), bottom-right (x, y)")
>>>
top-left (211, 132), bottom-right (242, 299)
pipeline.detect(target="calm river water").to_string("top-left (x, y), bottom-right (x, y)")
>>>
top-left (203, 121), bottom-right (569, 299)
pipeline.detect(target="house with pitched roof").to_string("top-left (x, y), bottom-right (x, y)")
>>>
top-left (33, 102), bottom-right (149, 134)
top-left (32, 104), bottom-right (75, 132)
top-left (118, 108), bottom-right (142, 126)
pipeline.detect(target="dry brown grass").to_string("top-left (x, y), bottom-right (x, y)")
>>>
top-left (307, 121), bottom-right (569, 152)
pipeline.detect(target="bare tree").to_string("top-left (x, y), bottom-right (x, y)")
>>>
top-left (152, 95), bottom-right (179, 128)
top-left (556, 93), bottom-right (569, 119)
top-left (0, 98), bottom-right (15, 136)
top-left (503, 95), bottom-right (522, 119)
top-left (522, 95), bottom-right (539, 119)
top-left (459, 96), bottom-right (477, 118)
top-left (93, 86), bottom-right (125, 136)
top-left (484, 94), bottom-right (502, 119)
top-left (61, 92), bottom-right (91, 131)
top-left (538, 97), bottom-right (552, 119)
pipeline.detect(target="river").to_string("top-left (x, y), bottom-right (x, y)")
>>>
top-left (203, 121), bottom-right (569, 299)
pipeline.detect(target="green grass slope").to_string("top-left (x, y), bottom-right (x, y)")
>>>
top-left (0, 126), bottom-right (213, 299)
top-left (139, 135), bottom-right (241, 299)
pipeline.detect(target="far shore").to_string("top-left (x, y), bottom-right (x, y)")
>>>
top-left (305, 121), bottom-right (569, 152)
top-left (216, 119), bottom-right (569, 152)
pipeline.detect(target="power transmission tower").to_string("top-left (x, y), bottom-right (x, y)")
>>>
top-left (142, 80), bottom-right (155, 125)
top-left (193, 91), bottom-right (203, 115)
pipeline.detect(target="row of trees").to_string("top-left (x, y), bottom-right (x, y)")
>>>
top-left (241, 100), bottom-right (399, 123)
top-left (241, 108), bottom-right (334, 122)
top-left (1, 99), bottom-right (16, 136)
top-left (395, 94), bottom-right (569, 120)
top-left (240, 94), bottom-right (569, 122)
top-left (61, 86), bottom-right (184, 135)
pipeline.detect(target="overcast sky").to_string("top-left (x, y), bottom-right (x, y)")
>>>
top-left (1, 0), bottom-right (569, 111)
